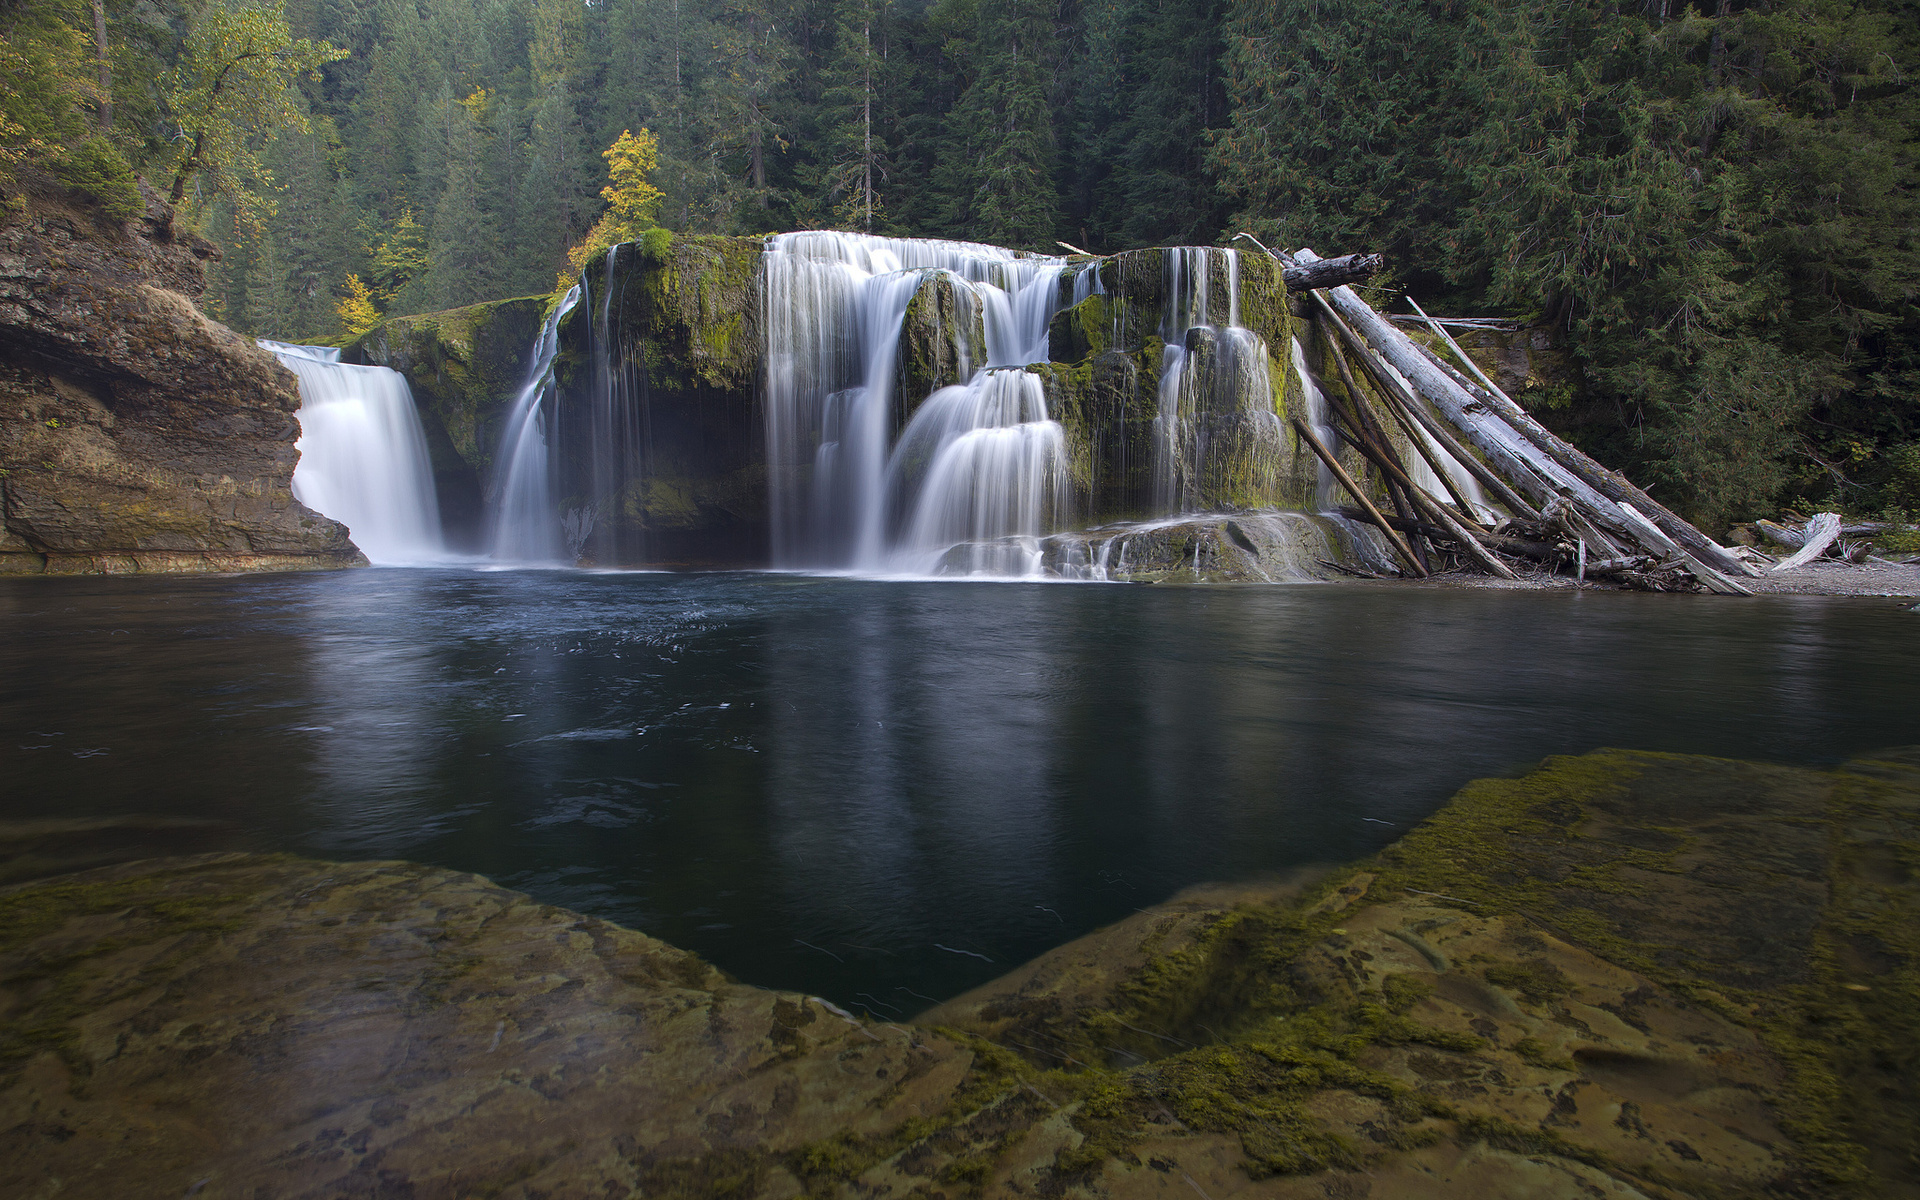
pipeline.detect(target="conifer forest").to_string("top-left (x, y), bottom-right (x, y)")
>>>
top-left (3, 0), bottom-right (1917, 528)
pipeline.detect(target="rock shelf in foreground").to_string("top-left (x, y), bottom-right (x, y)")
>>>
top-left (2, 747), bottom-right (1914, 1198)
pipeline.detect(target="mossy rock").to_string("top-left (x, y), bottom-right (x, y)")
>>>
top-left (6, 749), bottom-right (1913, 1196)
top-left (898, 271), bottom-right (986, 420)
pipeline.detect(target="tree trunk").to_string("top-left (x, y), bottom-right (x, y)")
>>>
top-left (1291, 417), bottom-right (1427, 577)
top-left (91, 0), bottom-right (112, 130)
top-left (1406, 300), bottom-right (1762, 581)
top-left (1281, 252), bottom-right (1384, 294)
top-left (1771, 513), bottom-right (1842, 571)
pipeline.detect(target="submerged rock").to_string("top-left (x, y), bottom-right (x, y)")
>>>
top-left (5, 747), bottom-right (1913, 1196)
top-left (0, 180), bottom-right (362, 574)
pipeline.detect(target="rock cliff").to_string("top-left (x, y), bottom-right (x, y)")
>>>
top-left (0, 178), bottom-right (362, 574)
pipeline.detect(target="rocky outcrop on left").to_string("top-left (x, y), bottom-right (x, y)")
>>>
top-left (0, 178), bottom-right (362, 574)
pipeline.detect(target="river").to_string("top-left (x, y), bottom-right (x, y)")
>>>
top-left (2, 569), bottom-right (1914, 1011)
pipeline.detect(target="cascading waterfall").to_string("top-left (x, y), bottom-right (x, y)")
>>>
top-left (1148, 248), bottom-right (1283, 514)
top-left (262, 340), bottom-right (445, 565)
top-left (488, 285), bottom-right (581, 563)
top-left (889, 370), bottom-right (1068, 575)
top-left (762, 231), bottom-right (1068, 574)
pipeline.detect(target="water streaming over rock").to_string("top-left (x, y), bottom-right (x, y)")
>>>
top-left (761, 231), bottom-right (1068, 574)
top-left (487, 287), bottom-right (582, 564)
top-left (262, 340), bottom-right (445, 565)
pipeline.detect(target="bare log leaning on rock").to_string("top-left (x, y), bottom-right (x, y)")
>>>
top-left (1282, 253), bottom-right (1387, 294)
top-left (1290, 417), bottom-right (1427, 578)
top-left (1317, 303), bottom-right (1544, 522)
top-left (1290, 248), bottom-right (1753, 597)
top-left (1771, 513), bottom-right (1842, 571)
top-left (1404, 294), bottom-right (1762, 583)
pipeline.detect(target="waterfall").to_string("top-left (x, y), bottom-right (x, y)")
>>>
top-left (761, 231), bottom-right (1067, 575)
top-left (263, 340), bottom-right (445, 565)
top-left (488, 285), bottom-right (582, 564)
top-left (1147, 247), bottom-right (1282, 517)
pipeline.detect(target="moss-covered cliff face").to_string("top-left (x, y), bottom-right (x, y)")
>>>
top-left (898, 271), bottom-right (986, 416)
top-left (1041, 249), bottom-right (1311, 525)
top-left (548, 232), bottom-right (766, 567)
top-left (0, 180), bottom-right (362, 575)
top-left (5, 747), bottom-right (1913, 1197)
top-left (344, 296), bottom-right (548, 550)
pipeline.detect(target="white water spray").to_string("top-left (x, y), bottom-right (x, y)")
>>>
top-left (263, 340), bottom-right (445, 565)
top-left (761, 232), bottom-right (1068, 574)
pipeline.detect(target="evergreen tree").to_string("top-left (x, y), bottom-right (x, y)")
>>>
top-left (931, 0), bottom-right (1059, 248)
top-left (817, 0), bottom-right (893, 230)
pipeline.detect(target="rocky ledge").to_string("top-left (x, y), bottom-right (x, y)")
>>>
top-left (2, 747), bottom-right (1913, 1198)
top-left (0, 177), bottom-right (362, 574)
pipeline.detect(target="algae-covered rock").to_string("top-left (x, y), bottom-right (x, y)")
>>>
top-left (6, 749), bottom-right (1913, 1197)
top-left (897, 271), bottom-right (986, 416)
top-left (1036, 248), bottom-right (1313, 525)
top-left (549, 233), bottom-right (767, 567)
top-left (345, 296), bottom-right (548, 549)
top-left (1025, 511), bottom-right (1394, 582)
top-left (0, 178), bottom-right (362, 574)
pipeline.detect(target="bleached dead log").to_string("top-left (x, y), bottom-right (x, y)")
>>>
top-left (1292, 248), bottom-right (1754, 596)
top-left (1319, 318), bottom-right (1482, 519)
top-left (1771, 513), bottom-right (1842, 571)
top-left (1282, 252), bottom-right (1387, 294)
top-left (1757, 518), bottom-right (1887, 551)
top-left (1404, 292), bottom-right (1761, 582)
top-left (1316, 300), bottom-right (1545, 521)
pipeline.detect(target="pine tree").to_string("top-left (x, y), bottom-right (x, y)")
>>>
top-left (817, 0), bottom-right (892, 230)
top-left (931, 0), bottom-right (1059, 248)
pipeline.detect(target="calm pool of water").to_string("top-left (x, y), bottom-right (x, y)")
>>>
top-left (3, 569), bottom-right (1915, 1011)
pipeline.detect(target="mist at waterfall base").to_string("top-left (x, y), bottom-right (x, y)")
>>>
top-left (7, 570), bottom-right (1917, 1012)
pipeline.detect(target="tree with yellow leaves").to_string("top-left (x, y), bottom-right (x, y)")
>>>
top-left (559, 128), bottom-right (664, 289)
top-left (335, 273), bottom-right (380, 337)
top-left (164, 2), bottom-right (346, 227)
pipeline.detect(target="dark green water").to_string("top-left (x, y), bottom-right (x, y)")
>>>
top-left (2, 569), bottom-right (1915, 1012)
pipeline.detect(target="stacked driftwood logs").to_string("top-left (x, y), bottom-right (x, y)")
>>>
top-left (1235, 236), bottom-right (1767, 594)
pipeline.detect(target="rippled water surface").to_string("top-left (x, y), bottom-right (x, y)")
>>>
top-left (3, 569), bottom-right (1915, 1010)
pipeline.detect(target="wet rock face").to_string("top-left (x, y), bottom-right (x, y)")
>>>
top-left (555, 233), bottom-right (769, 568)
top-left (0, 180), bottom-right (362, 574)
top-left (5, 748), bottom-right (1913, 1198)
top-left (1040, 249), bottom-right (1314, 525)
top-left (897, 271), bottom-right (986, 418)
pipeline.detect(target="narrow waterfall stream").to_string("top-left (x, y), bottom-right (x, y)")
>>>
top-left (487, 286), bottom-right (582, 564)
top-left (263, 340), bottom-right (446, 565)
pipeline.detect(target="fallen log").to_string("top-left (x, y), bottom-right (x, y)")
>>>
top-left (1316, 300), bottom-right (1544, 521)
top-left (1292, 249), bottom-right (1753, 596)
top-left (1282, 252), bottom-right (1386, 294)
top-left (1404, 294), bottom-right (1761, 582)
top-left (1318, 317), bottom-right (1483, 520)
top-left (1290, 417), bottom-right (1427, 577)
top-left (1312, 320), bottom-right (1432, 571)
top-left (1771, 513), bottom-right (1842, 571)
top-left (1337, 506), bottom-right (1569, 563)
top-left (1756, 518), bottom-right (1889, 550)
